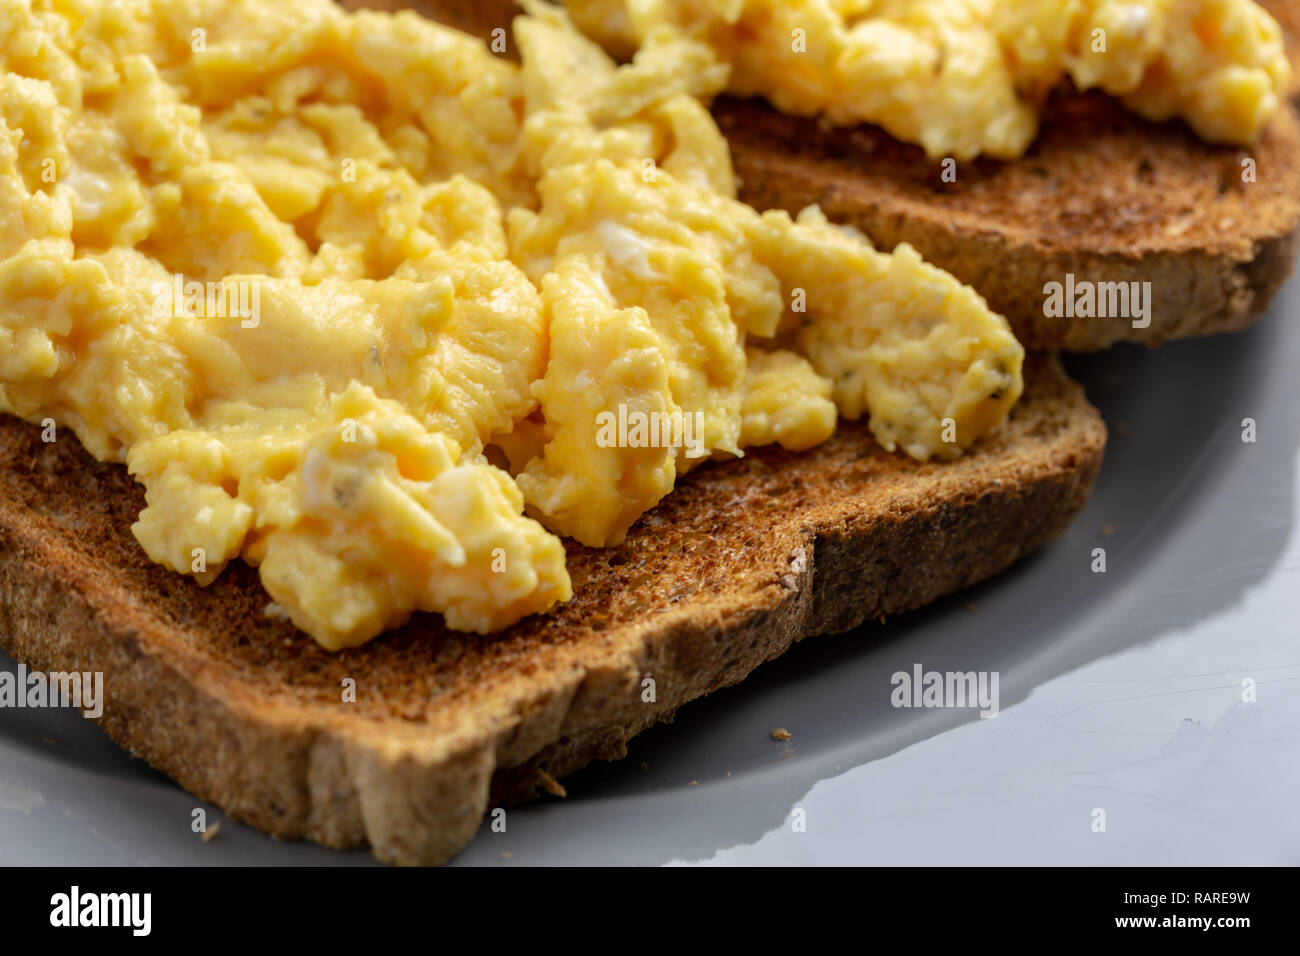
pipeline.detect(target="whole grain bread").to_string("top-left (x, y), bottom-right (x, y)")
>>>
top-left (390, 0), bottom-right (1300, 352)
top-left (0, 354), bottom-right (1105, 864)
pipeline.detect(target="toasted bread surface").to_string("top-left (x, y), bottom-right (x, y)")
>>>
top-left (388, 0), bottom-right (1300, 352)
top-left (0, 355), bottom-right (1105, 864)
top-left (719, 95), bottom-right (1300, 351)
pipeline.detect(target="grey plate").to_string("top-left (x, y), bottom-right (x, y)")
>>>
top-left (3, 277), bottom-right (1298, 867)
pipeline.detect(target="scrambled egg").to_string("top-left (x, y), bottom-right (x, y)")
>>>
top-left (567, 0), bottom-right (1293, 160)
top-left (0, 0), bottom-right (1024, 649)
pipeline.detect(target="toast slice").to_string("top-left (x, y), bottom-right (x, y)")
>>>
top-left (388, 0), bottom-right (1300, 352)
top-left (0, 354), bottom-right (1105, 865)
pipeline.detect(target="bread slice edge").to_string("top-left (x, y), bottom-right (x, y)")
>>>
top-left (0, 355), bottom-right (1105, 864)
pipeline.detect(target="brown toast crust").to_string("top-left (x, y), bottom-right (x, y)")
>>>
top-left (719, 94), bottom-right (1300, 351)
top-left (0, 355), bottom-right (1105, 864)
top-left (383, 0), bottom-right (1300, 352)
top-left (721, 0), bottom-right (1300, 352)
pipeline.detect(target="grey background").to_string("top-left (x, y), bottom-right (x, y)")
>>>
top-left (2, 276), bottom-right (1297, 866)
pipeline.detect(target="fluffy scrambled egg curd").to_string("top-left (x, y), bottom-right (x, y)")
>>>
top-left (0, 0), bottom-right (1023, 649)
top-left (567, 0), bottom-right (1293, 160)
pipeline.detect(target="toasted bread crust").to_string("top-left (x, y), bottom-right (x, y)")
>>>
top-left (0, 355), bottom-right (1105, 863)
top-left (720, 94), bottom-right (1300, 351)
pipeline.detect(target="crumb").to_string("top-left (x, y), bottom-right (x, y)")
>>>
top-left (640, 761), bottom-right (649, 771)
top-left (500, 851), bottom-right (511, 860)
top-left (536, 768), bottom-right (567, 798)
top-left (726, 771), bottom-right (732, 777)
top-left (688, 780), bottom-right (699, 786)
top-left (263, 602), bottom-right (291, 621)
top-left (42, 736), bottom-right (57, 746)
top-left (966, 603), bottom-right (977, 614)
top-left (1115, 421), bottom-right (1130, 437)
top-left (1102, 524), bottom-right (1114, 537)
top-left (201, 822), bottom-right (221, 843)
top-left (771, 727), bottom-right (792, 741)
